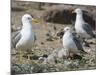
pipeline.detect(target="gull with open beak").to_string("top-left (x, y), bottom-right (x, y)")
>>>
top-left (12, 14), bottom-right (39, 58)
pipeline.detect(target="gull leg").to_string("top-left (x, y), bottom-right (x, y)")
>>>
top-left (27, 49), bottom-right (35, 60)
top-left (67, 50), bottom-right (72, 60)
top-left (26, 49), bottom-right (33, 54)
top-left (19, 49), bottom-right (23, 63)
top-left (23, 49), bottom-right (31, 60)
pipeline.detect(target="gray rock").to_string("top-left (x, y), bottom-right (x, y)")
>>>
top-left (57, 48), bottom-right (68, 60)
top-left (11, 63), bottom-right (46, 74)
top-left (42, 5), bottom-right (96, 30)
top-left (43, 53), bottom-right (57, 64)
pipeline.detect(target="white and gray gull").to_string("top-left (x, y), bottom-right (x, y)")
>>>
top-left (62, 26), bottom-right (86, 57)
top-left (12, 14), bottom-right (39, 53)
top-left (73, 8), bottom-right (95, 39)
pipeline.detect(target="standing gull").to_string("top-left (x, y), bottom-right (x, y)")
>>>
top-left (63, 26), bottom-right (86, 58)
top-left (73, 8), bottom-right (95, 39)
top-left (12, 14), bottom-right (38, 56)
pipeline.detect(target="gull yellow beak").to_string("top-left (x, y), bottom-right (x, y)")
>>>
top-left (32, 18), bottom-right (39, 24)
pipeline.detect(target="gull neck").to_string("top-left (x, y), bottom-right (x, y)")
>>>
top-left (64, 31), bottom-right (72, 37)
top-left (22, 21), bottom-right (32, 30)
top-left (76, 13), bottom-right (84, 23)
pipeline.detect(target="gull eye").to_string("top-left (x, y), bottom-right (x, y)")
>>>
top-left (66, 28), bottom-right (69, 30)
top-left (27, 17), bottom-right (32, 21)
top-left (27, 17), bottom-right (30, 20)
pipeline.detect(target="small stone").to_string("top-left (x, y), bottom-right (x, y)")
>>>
top-left (73, 60), bottom-right (79, 67)
top-left (89, 41), bottom-right (94, 44)
top-left (23, 55), bottom-right (28, 59)
top-left (30, 55), bottom-right (39, 60)
top-left (64, 60), bottom-right (72, 66)
top-left (53, 26), bottom-right (57, 30)
top-left (57, 48), bottom-right (68, 59)
top-left (72, 54), bottom-right (82, 60)
top-left (43, 54), bottom-right (48, 58)
top-left (38, 57), bottom-right (45, 63)
top-left (56, 31), bottom-right (64, 39)
top-left (83, 42), bottom-right (90, 47)
top-left (41, 42), bottom-right (44, 45)
top-left (45, 33), bottom-right (50, 37)
top-left (44, 53), bottom-right (56, 64)
top-left (46, 37), bottom-right (53, 41)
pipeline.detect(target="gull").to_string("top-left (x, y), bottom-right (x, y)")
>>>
top-left (73, 8), bottom-right (95, 39)
top-left (62, 26), bottom-right (86, 58)
top-left (12, 14), bottom-right (38, 55)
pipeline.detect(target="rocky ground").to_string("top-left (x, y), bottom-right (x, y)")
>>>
top-left (11, 1), bottom-right (96, 74)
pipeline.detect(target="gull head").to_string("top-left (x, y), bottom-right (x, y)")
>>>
top-left (22, 14), bottom-right (39, 24)
top-left (22, 14), bottom-right (33, 23)
top-left (73, 8), bottom-right (82, 14)
top-left (64, 26), bottom-right (71, 33)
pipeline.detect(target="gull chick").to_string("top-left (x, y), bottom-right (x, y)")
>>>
top-left (63, 26), bottom-right (86, 58)
top-left (73, 8), bottom-right (95, 39)
top-left (13, 14), bottom-right (38, 53)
